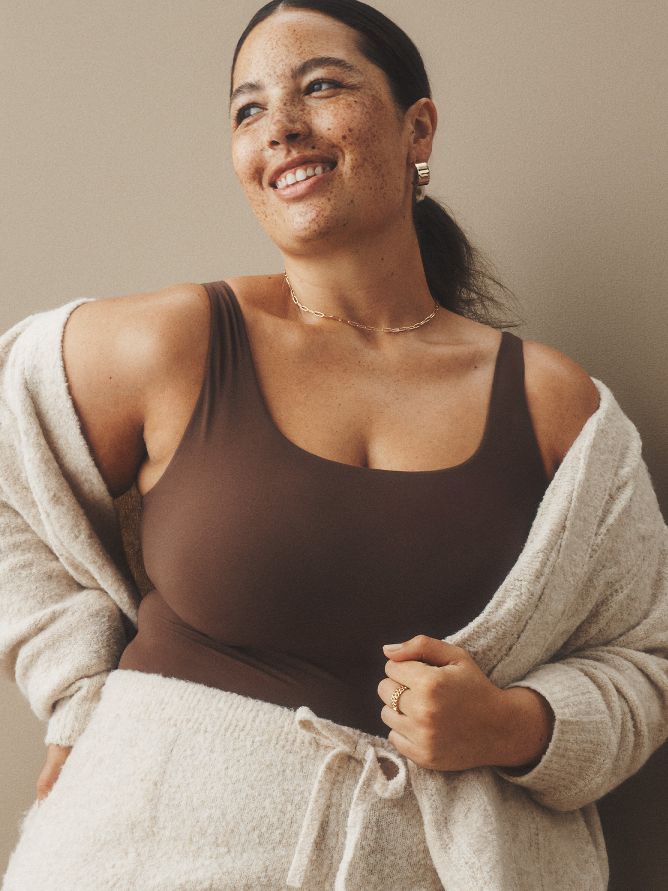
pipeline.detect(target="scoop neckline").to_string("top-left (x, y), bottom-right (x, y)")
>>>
top-left (221, 280), bottom-right (509, 477)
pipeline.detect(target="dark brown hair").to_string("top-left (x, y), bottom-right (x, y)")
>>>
top-left (231, 0), bottom-right (523, 329)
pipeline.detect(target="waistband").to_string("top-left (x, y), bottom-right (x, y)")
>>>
top-left (101, 669), bottom-right (444, 890)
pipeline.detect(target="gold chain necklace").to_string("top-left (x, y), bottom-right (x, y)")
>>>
top-left (284, 272), bottom-right (440, 334)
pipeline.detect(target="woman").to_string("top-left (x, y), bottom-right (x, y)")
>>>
top-left (2, 2), bottom-right (667, 889)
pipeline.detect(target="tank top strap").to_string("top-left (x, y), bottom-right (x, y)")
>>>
top-left (484, 329), bottom-right (548, 482)
top-left (198, 280), bottom-right (256, 411)
top-left (487, 330), bottom-right (525, 428)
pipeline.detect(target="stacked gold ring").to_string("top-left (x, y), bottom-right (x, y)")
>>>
top-left (391, 684), bottom-right (409, 713)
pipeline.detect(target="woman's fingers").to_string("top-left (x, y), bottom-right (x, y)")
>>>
top-left (35, 743), bottom-right (73, 802)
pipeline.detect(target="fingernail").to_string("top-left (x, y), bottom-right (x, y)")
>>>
top-left (383, 643), bottom-right (402, 651)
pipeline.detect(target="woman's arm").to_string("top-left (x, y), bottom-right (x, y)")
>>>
top-left (0, 491), bottom-right (127, 745)
top-left (0, 282), bottom-right (205, 745)
top-left (492, 453), bottom-right (668, 812)
top-left (484, 345), bottom-right (668, 810)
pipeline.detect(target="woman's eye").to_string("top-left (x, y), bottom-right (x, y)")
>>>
top-left (235, 79), bottom-right (342, 125)
top-left (307, 78), bottom-right (342, 94)
top-left (236, 104), bottom-right (261, 124)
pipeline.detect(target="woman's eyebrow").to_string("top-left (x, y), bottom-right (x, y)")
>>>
top-left (229, 55), bottom-right (362, 108)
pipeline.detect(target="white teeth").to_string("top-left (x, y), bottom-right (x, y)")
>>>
top-left (275, 162), bottom-right (333, 190)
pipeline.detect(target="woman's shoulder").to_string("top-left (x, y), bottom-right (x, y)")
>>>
top-left (522, 338), bottom-right (601, 473)
top-left (76, 279), bottom-right (208, 337)
top-left (61, 280), bottom-right (210, 498)
top-left (66, 280), bottom-right (213, 381)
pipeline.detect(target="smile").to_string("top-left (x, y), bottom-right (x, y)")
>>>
top-left (271, 163), bottom-right (337, 199)
top-left (274, 162), bottom-right (336, 190)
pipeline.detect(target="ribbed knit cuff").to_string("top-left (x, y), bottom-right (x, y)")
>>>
top-left (492, 661), bottom-right (613, 812)
top-left (44, 672), bottom-right (110, 747)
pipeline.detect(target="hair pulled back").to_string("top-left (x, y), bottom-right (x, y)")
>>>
top-left (231, 0), bottom-right (522, 329)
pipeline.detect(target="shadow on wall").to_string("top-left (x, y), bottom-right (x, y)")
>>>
top-left (599, 742), bottom-right (668, 890)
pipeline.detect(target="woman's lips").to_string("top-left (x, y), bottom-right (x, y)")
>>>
top-left (271, 165), bottom-right (336, 200)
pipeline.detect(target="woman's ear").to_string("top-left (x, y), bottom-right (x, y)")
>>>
top-left (408, 97), bottom-right (437, 160)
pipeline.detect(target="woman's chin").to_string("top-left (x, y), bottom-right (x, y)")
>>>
top-left (264, 214), bottom-right (352, 247)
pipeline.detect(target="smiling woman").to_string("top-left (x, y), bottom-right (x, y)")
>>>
top-left (2, 2), bottom-right (666, 891)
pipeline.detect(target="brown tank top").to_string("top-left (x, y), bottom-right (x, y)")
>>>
top-left (118, 280), bottom-right (550, 738)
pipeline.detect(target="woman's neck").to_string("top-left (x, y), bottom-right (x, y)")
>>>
top-left (280, 228), bottom-right (436, 332)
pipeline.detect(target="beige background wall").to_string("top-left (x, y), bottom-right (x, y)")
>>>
top-left (2, 1), bottom-right (666, 886)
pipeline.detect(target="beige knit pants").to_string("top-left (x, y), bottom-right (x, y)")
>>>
top-left (2, 669), bottom-right (445, 891)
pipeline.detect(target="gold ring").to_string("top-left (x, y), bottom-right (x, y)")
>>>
top-left (391, 684), bottom-right (409, 713)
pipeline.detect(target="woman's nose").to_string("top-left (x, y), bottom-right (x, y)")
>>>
top-left (270, 130), bottom-right (304, 147)
top-left (266, 105), bottom-right (312, 147)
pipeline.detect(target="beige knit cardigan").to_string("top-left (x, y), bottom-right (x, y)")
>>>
top-left (1, 296), bottom-right (667, 889)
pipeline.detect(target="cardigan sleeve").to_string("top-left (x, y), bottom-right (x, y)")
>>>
top-left (0, 493), bottom-right (128, 747)
top-left (0, 298), bottom-right (140, 749)
top-left (492, 458), bottom-right (668, 812)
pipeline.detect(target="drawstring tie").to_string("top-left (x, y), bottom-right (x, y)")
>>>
top-left (286, 705), bottom-right (408, 890)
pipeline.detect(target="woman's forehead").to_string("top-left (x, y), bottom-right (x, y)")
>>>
top-left (234, 9), bottom-right (363, 77)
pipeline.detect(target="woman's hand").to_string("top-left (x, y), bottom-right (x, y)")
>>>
top-left (36, 744), bottom-right (73, 802)
top-left (377, 635), bottom-right (510, 772)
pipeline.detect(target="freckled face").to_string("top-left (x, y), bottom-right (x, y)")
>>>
top-left (229, 9), bottom-right (416, 252)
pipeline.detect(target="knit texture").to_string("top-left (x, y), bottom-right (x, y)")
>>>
top-left (2, 669), bottom-right (607, 890)
top-left (1, 296), bottom-right (667, 888)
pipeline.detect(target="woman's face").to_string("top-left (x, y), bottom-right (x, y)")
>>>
top-left (229, 8), bottom-right (425, 253)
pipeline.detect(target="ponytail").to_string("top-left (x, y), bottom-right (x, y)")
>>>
top-left (413, 196), bottom-right (523, 329)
